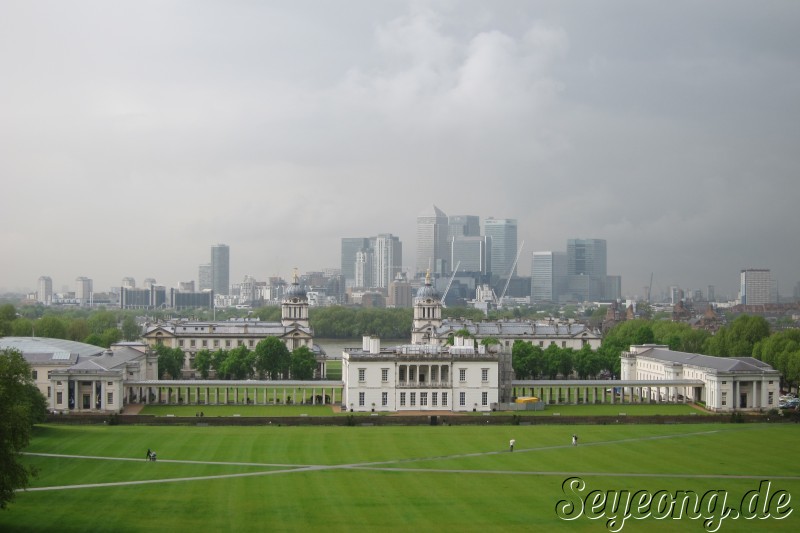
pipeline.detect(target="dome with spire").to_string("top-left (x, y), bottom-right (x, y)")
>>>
top-left (284, 270), bottom-right (307, 301)
top-left (415, 270), bottom-right (440, 301)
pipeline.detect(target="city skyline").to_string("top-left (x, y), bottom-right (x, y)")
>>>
top-left (2, 2), bottom-right (799, 297)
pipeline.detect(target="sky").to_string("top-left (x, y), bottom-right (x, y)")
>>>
top-left (2, 1), bottom-right (799, 300)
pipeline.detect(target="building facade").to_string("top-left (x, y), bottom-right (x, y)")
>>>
top-left (620, 344), bottom-right (781, 412)
top-left (531, 251), bottom-right (567, 303)
top-left (740, 268), bottom-right (772, 305)
top-left (37, 276), bottom-right (53, 305)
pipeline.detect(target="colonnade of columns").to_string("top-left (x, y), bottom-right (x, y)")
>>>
top-left (127, 385), bottom-right (340, 406)
top-left (514, 384), bottom-right (692, 405)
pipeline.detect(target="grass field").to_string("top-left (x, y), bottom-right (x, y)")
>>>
top-left (3, 423), bottom-right (798, 532)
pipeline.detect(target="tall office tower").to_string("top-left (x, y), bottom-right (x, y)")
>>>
top-left (451, 235), bottom-right (490, 275)
top-left (416, 205), bottom-right (449, 276)
top-left (531, 251), bottom-right (567, 302)
top-left (740, 269), bottom-right (772, 305)
top-left (371, 234), bottom-right (402, 289)
top-left (341, 238), bottom-right (370, 285)
top-left (199, 264), bottom-right (212, 291)
top-left (121, 277), bottom-right (136, 289)
top-left (484, 218), bottom-right (518, 279)
top-left (708, 285), bottom-right (715, 303)
top-left (75, 277), bottom-right (93, 306)
top-left (211, 244), bottom-right (230, 296)
top-left (448, 215), bottom-right (480, 239)
top-left (354, 250), bottom-right (371, 288)
top-left (388, 272), bottom-right (413, 308)
top-left (567, 239), bottom-right (607, 278)
top-left (178, 281), bottom-right (195, 292)
top-left (37, 276), bottom-right (53, 305)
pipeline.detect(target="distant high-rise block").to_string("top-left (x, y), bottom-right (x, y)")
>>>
top-left (567, 239), bottom-right (607, 278)
top-left (199, 264), bottom-right (212, 291)
top-left (372, 234), bottom-right (402, 289)
top-left (531, 251), bottom-right (567, 302)
top-left (451, 235), bottom-right (490, 275)
top-left (341, 238), bottom-right (370, 284)
top-left (211, 244), bottom-right (230, 296)
top-left (37, 276), bottom-right (53, 305)
top-left (740, 269), bottom-right (772, 305)
top-left (448, 215), bottom-right (480, 239)
top-left (484, 218), bottom-right (518, 279)
top-left (417, 205), bottom-right (449, 276)
top-left (75, 277), bottom-right (93, 306)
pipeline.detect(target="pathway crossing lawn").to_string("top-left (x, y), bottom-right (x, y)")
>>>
top-left (3, 423), bottom-right (798, 532)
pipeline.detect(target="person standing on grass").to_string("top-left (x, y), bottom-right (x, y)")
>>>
top-left (572, 434), bottom-right (578, 446)
top-left (146, 448), bottom-right (151, 461)
top-left (509, 439), bottom-right (515, 452)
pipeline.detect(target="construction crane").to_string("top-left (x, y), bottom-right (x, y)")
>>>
top-left (498, 241), bottom-right (524, 308)
top-left (440, 261), bottom-right (461, 308)
top-left (647, 272), bottom-right (653, 304)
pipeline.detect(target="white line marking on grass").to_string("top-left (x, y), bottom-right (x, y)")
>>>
top-left (22, 452), bottom-right (305, 468)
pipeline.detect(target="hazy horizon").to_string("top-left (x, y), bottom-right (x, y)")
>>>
top-left (2, 1), bottom-right (799, 299)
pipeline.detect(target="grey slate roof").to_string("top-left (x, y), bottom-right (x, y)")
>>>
top-left (0, 337), bottom-right (105, 358)
top-left (640, 347), bottom-right (780, 374)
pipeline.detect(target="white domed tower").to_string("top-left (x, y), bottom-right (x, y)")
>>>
top-left (281, 270), bottom-right (309, 328)
top-left (411, 271), bottom-right (442, 344)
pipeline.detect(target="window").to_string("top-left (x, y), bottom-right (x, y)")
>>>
top-left (768, 392), bottom-right (774, 405)
top-left (358, 392), bottom-right (365, 406)
top-left (410, 393), bottom-right (416, 406)
top-left (482, 392), bottom-right (488, 406)
top-left (249, 340), bottom-right (254, 347)
top-left (202, 340), bottom-right (208, 347)
top-left (432, 392), bottom-right (438, 406)
top-left (57, 391), bottom-right (63, 405)
top-left (459, 392), bottom-right (466, 406)
top-left (237, 340), bottom-right (243, 346)
top-left (190, 340), bottom-right (196, 347)
top-left (400, 392), bottom-right (406, 406)
top-left (481, 368), bottom-right (489, 382)
top-left (442, 392), bottom-right (448, 406)
top-left (47, 386), bottom-right (51, 398)
top-left (722, 381), bottom-right (727, 385)
top-left (358, 368), bottom-right (366, 382)
top-left (399, 367), bottom-right (406, 382)
top-left (214, 340), bottom-right (220, 347)
top-left (107, 392), bottom-right (114, 405)
top-left (381, 368), bottom-right (389, 382)
top-left (721, 392), bottom-right (727, 406)
top-left (420, 393), bottom-right (428, 406)
top-left (382, 392), bottom-right (388, 406)
top-left (107, 381), bottom-right (113, 386)
top-left (459, 368), bottom-right (466, 382)
top-left (562, 341), bottom-right (566, 348)
top-left (179, 340), bottom-right (185, 347)
top-left (32, 370), bottom-right (38, 380)
top-left (225, 340), bottom-right (231, 347)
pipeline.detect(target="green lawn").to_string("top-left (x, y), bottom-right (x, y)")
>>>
top-left (3, 423), bottom-right (798, 532)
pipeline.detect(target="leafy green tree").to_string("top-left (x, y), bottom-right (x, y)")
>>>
top-left (34, 316), bottom-right (68, 339)
top-left (87, 310), bottom-right (117, 335)
top-left (155, 344), bottom-right (184, 379)
top-left (254, 337), bottom-right (291, 379)
top-left (542, 344), bottom-right (561, 379)
top-left (290, 346), bottom-right (317, 380)
top-left (512, 340), bottom-right (534, 379)
top-left (11, 318), bottom-right (34, 337)
top-left (120, 315), bottom-right (140, 341)
top-left (218, 345), bottom-right (253, 380)
top-left (0, 304), bottom-right (17, 336)
top-left (67, 319), bottom-right (90, 342)
top-left (83, 333), bottom-right (105, 348)
top-left (193, 349), bottom-right (213, 379)
top-left (0, 348), bottom-right (47, 508)
top-left (558, 348), bottom-right (575, 379)
top-left (705, 315), bottom-right (770, 356)
top-left (574, 344), bottom-right (601, 379)
top-left (101, 328), bottom-right (122, 347)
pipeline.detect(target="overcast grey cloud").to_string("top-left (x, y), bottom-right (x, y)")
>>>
top-left (1, 0), bottom-right (798, 300)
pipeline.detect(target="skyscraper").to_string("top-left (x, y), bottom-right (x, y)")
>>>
top-left (371, 234), bottom-right (402, 289)
top-left (451, 235), bottom-right (490, 275)
top-left (416, 205), bottom-right (449, 276)
top-left (448, 215), bottom-right (480, 239)
top-left (75, 277), bottom-right (93, 306)
top-left (198, 264), bottom-right (212, 291)
top-left (211, 244), bottom-right (230, 296)
top-left (484, 218), bottom-right (518, 279)
top-left (341, 237), bottom-right (370, 285)
top-left (37, 276), bottom-right (52, 305)
top-left (567, 239), bottom-right (607, 278)
top-left (740, 269), bottom-right (772, 305)
top-left (531, 251), bottom-right (566, 302)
